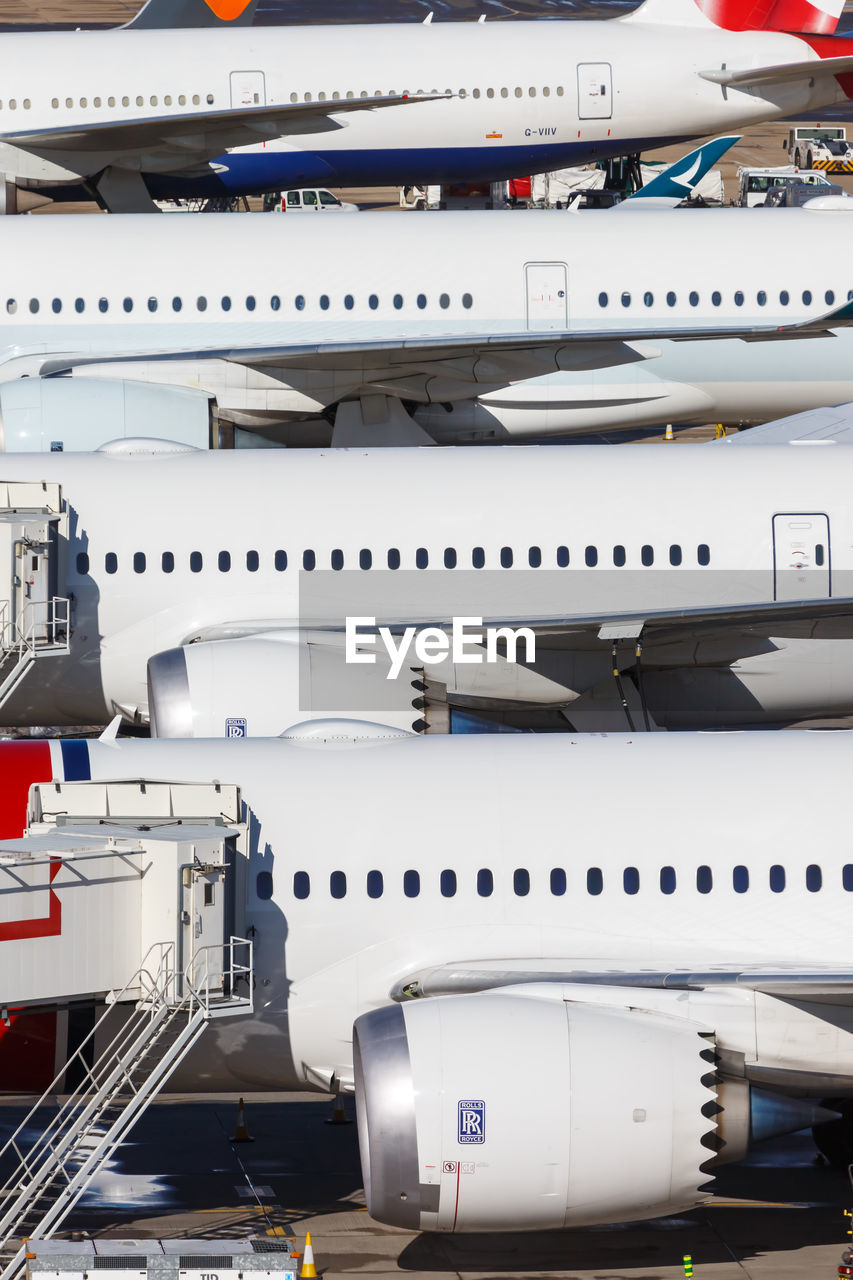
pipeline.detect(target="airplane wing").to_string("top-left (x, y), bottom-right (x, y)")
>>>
top-left (713, 403), bottom-right (853, 445)
top-left (38, 295), bottom-right (853, 385)
top-left (2, 94), bottom-right (447, 170)
top-left (700, 54), bottom-right (853, 89)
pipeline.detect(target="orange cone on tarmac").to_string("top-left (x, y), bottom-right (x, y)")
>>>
top-left (231, 1096), bottom-right (253, 1143)
top-left (300, 1232), bottom-right (317, 1279)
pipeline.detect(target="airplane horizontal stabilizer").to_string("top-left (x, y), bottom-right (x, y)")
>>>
top-left (713, 402), bottom-right (853, 444)
top-left (700, 53), bottom-right (853, 88)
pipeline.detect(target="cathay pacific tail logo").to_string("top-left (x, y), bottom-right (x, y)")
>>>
top-left (203, 0), bottom-right (254, 18)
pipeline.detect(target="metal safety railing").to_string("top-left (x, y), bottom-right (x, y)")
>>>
top-left (0, 596), bottom-right (70, 707)
top-left (0, 937), bottom-right (253, 1280)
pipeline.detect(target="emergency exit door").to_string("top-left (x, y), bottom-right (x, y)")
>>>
top-left (577, 63), bottom-right (612, 120)
top-left (230, 70), bottom-right (266, 108)
top-left (772, 513), bottom-right (830, 601)
top-left (525, 262), bottom-right (568, 330)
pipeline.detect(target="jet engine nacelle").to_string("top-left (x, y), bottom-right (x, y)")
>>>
top-left (0, 377), bottom-right (213, 452)
top-left (353, 991), bottom-right (717, 1232)
top-left (147, 636), bottom-right (429, 737)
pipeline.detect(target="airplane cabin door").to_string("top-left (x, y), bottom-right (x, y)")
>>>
top-left (230, 70), bottom-right (267, 108)
top-left (525, 262), bottom-right (568, 331)
top-left (577, 63), bottom-right (612, 120)
top-left (772, 513), bottom-right (830, 601)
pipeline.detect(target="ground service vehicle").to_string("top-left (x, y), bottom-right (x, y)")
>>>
top-left (264, 188), bottom-right (359, 213)
top-left (787, 126), bottom-right (853, 172)
top-left (736, 165), bottom-right (832, 206)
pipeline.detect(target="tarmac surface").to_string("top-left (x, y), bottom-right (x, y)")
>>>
top-left (2, 1092), bottom-right (852, 1279)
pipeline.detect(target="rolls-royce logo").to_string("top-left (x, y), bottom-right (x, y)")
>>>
top-left (202, 0), bottom-right (254, 18)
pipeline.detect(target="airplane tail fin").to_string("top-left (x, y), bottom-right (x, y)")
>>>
top-left (624, 136), bottom-right (739, 206)
top-left (124, 0), bottom-right (259, 28)
top-left (626, 0), bottom-right (844, 33)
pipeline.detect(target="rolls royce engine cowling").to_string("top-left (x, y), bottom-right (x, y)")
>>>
top-left (353, 991), bottom-right (719, 1232)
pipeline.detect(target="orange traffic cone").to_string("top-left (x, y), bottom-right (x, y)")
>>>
top-left (325, 1093), bottom-right (352, 1126)
top-left (231, 1096), bottom-right (254, 1143)
top-left (299, 1232), bottom-right (317, 1279)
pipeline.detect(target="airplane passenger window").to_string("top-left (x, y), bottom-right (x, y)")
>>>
top-left (844, 865), bottom-right (853, 891)
top-left (802, 290), bottom-right (812, 305)
top-left (246, 550), bottom-right (259, 572)
top-left (641, 545), bottom-right (654, 566)
top-left (440, 869), bottom-right (457, 897)
top-left (403, 869), bottom-right (420, 898)
top-left (76, 553), bottom-right (89, 575)
top-left (756, 291), bottom-right (766, 306)
top-left (417, 294), bottom-right (427, 309)
top-left (98, 298), bottom-right (108, 313)
top-left (172, 297), bottom-right (182, 312)
top-left (696, 865), bottom-right (713, 893)
top-left (29, 299), bottom-right (39, 314)
top-left (331, 549), bottom-right (344, 570)
top-left (133, 552), bottom-right (146, 574)
top-left (136, 96), bottom-right (144, 106)
top-left (528, 546), bottom-right (541, 568)
top-left (732, 865), bottom-right (749, 893)
top-left (271, 296), bottom-right (281, 311)
top-left (330, 870), bottom-right (347, 899)
top-left (697, 544), bottom-right (710, 565)
top-left (163, 96), bottom-right (170, 107)
top-left (122, 96), bottom-right (129, 106)
top-left (162, 552), bottom-right (174, 573)
top-left (439, 294), bottom-right (450, 309)
top-left (543, 86), bottom-right (550, 97)
top-left (359, 549), bottom-right (372, 570)
top-left (587, 867), bottom-right (603, 895)
top-left (816, 544), bottom-right (825, 566)
top-left (416, 548), bottom-right (429, 568)
top-left (150, 96), bottom-right (157, 106)
top-left (477, 868), bottom-right (494, 896)
top-left (711, 291), bottom-right (721, 306)
top-left (275, 550), bottom-right (287, 571)
top-left (688, 291), bottom-right (699, 307)
top-left (222, 296), bottom-right (232, 312)
top-left (472, 547), bottom-right (485, 568)
top-left (52, 299), bottom-right (61, 314)
top-left (123, 298), bottom-right (133, 313)
top-left (320, 295), bottom-right (330, 311)
top-left (779, 290), bottom-right (789, 305)
top-left (500, 547), bottom-right (513, 568)
top-left (293, 871), bottom-right (310, 899)
top-left (294, 295), bottom-right (304, 311)
top-left (660, 866), bottom-right (676, 894)
top-left (344, 295), bottom-right (354, 310)
top-left (598, 292), bottom-right (608, 307)
top-left (256, 872), bottom-right (273, 900)
top-left (621, 292), bottom-right (631, 307)
top-left (769, 864), bottom-right (786, 893)
top-left (207, 94), bottom-right (214, 105)
top-left (462, 293), bottom-right (473, 309)
top-left (806, 864), bottom-right (822, 892)
top-left (623, 867), bottom-right (639, 895)
top-left (849, 291), bottom-right (853, 302)
top-left (557, 546), bottom-right (569, 567)
top-left (394, 294), bottom-right (404, 309)
top-left (613, 545), bottom-right (626, 567)
top-left (666, 291), bottom-right (676, 306)
top-left (515, 87), bottom-right (523, 97)
top-left (643, 292), bottom-right (653, 307)
top-left (550, 868), bottom-right (566, 896)
top-left (444, 548), bottom-right (457, 568)
top-left (556, 86), bottom-right (565, 95)
top-left (193, 95), bottom-right (201, 105)
top-left (387, 548), bottom-right (401, 569)
top-left (501, 88), bottom-right (508, 97)
top-left (190, 551), bottom-right (203, 572)
top-left (669, 544), bottom-right (682, 566)
top-left (528, 87), bottom-right (536, 96)
top-left (148, 298), bottom-right (157, 312)
top-left (246, 296), bottom-right (256, 312)
top-left (75, 299), bottom-right (85, 313)
top-left (218, 551), bottom-right (231, 572)
top-left (197, 297), bottom-right (207, 312)
top-left (734, 291), bottom-right (743, 306)
top-left (513, 868), bottom-right (530, 896)
top-left (367, 870), bottom-right (383, 899)
top-left (5, 300), bottom-right (16, 315)
top-left (109, 96), bottom-right (116, 107)
top-left (826, 290), bottom-right (836, 305)
top-left (487, 88), bottom-right (495, 98)
top-left (303, 550), bottom-right (316, 571)
top-left (105, 553), bottom-right (118, 574)
top-left (52, 98), bottom-right (58, 109)
top-left (585, 546), bottom-right (598, 567)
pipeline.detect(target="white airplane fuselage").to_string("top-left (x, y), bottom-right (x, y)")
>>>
top-left (2, 20), bottom-right (852, 199)
top-left (1, 444), bottom-right (852, 731)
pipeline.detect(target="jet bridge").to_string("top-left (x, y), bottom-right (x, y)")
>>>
top-left (0, 481), bottom-right (69, 709)
top-left (0, 780), bottom-right (254, 1280)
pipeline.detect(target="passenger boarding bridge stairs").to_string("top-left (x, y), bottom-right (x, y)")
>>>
top-left (0, 780), bottom-right (254, 1280)
top-left (0, 482), bottom-right (70, 709)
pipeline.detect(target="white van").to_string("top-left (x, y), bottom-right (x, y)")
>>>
top-left (736, 165), bottom-right (832, 207)
top-left (264, 188), bottom-right (359, 213)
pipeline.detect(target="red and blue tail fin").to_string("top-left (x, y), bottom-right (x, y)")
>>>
top-left (627, 0), bottom-right (844, 33)
top-left (124, 0), bottom-right (259, 28)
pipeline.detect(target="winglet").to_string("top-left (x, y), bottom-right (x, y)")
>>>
top-left (626, 136), bottom-right (740, 206)
top-left (98, 714), bottom-right (124, 743)
top-left (124, 0), bottom-right (259, 28)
